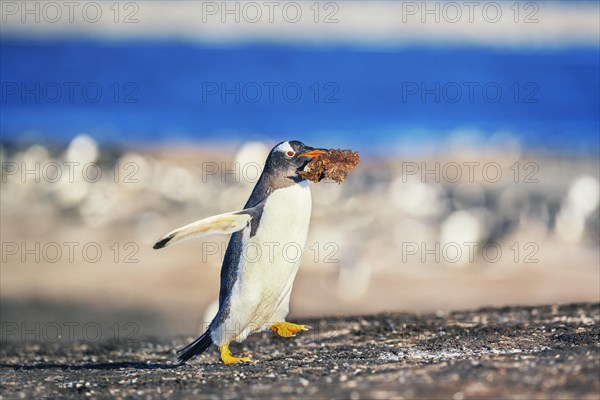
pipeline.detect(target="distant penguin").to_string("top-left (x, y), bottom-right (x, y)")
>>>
top-left (154, 141), bottom-right (327, 364)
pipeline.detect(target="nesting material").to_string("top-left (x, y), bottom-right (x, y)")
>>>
top-left (298, 149), bottom-right (360, 183)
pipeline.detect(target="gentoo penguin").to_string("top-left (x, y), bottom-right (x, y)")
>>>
top-left (153, 141), bottom-right (327, 364)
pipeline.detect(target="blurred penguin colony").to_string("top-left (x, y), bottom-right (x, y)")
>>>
top-left (3, 135), bottom-right (598, 280)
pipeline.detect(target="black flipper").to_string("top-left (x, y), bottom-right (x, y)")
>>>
top-left (177, 330), bottom-right (214, 364)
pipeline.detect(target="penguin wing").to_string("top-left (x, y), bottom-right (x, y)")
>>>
top-left (153, 208), bottom-right (257, 250)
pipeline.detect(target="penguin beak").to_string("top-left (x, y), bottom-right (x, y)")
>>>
top-left (299, 148), bottom-right (327, 158)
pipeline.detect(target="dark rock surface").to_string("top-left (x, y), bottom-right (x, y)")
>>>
top-left (1, 303), bottom-right (598, 399)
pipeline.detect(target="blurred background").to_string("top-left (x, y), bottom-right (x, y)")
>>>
top-left (1, 1), bottom-right (599, 341)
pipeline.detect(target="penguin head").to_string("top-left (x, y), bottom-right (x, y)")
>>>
top-left (264, 140), bottom-right (327, 182)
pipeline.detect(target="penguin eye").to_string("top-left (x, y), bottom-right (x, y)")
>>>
top-left (286, 151), bottom-right (295, 157)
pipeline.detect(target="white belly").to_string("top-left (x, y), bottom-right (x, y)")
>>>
top-left (214, 181), bottom-right (312, 344)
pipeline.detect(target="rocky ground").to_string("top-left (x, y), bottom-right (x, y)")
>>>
top-left (1, 302), bottom-right (598, 399)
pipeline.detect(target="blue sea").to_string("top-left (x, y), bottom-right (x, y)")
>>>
top-left (1, 39), bottom-right (599, 154)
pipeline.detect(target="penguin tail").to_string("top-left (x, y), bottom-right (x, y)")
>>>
top-left (177, 330), bottom-right (214, 364)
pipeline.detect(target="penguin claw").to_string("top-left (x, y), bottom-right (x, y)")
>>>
top-left (219, 344), bottom-right (252, 365)
top-left (222, 355), bottom-right (251, 365)
top-left (270, 322), bottom-right (310, 338)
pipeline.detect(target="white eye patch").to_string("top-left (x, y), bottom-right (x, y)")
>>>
top-left (274, 141), bottom-right (294, 154)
